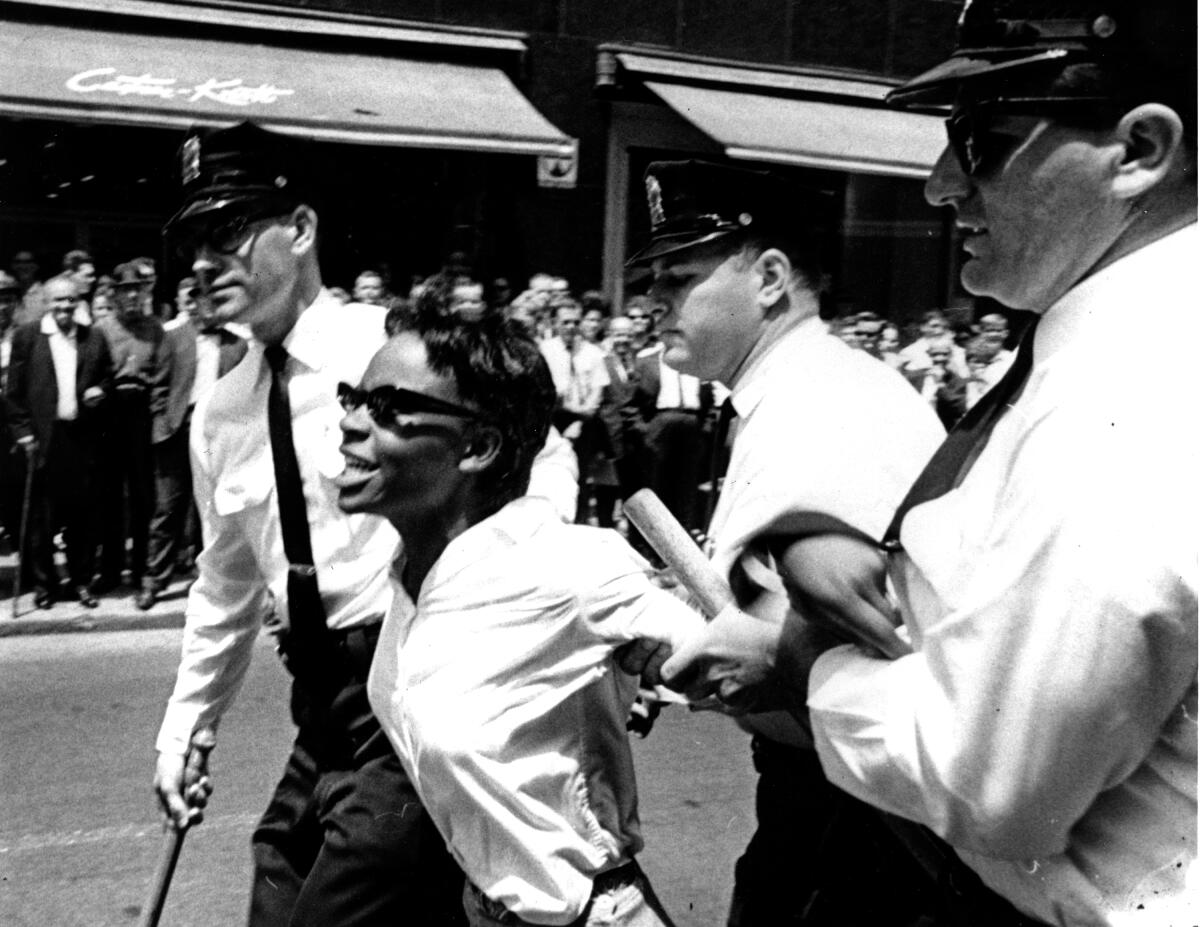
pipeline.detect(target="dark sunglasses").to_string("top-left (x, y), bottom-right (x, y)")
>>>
top-left (336, 381), bottom-right (480, 427)
top-left (175, 209), bottom-right (290, 258)
top-left (946, 98), bottom-right (1113, 177)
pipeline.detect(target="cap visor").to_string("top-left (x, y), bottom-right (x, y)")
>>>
top-left (886, 49), bottom-right (1075, 108)
top-left (624, 230), bottom-right (737, 269)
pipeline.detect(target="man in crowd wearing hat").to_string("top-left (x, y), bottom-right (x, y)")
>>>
top-left (625, 159), bottom-right (945, 925)
top-left (93, 260), bottom-right (169, 598)
top-left (663, 2), bottom-right (1197, 924)
top-left (5, 276), bottom-right (112, 608)
top-left (151, 120), bottom-right (576, 926)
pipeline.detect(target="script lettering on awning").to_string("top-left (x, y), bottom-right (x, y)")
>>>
top-left (66, 68), bottom-right (295, 106)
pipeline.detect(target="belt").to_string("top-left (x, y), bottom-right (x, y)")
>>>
top-left (330, 622), bottom-right (382, 681)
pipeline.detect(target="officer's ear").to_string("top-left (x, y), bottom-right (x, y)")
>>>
top-left (459, 423), bottom-right (503, 477)
top-left (1110, 103), bottom-right (1187, 200)
top-left (752, 248), bottom-right (792, 314)
top-left (288, 206), bottom-right (319, 257)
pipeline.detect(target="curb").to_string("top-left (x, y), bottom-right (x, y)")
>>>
top-left (0, 606), bottom-right (187, 637)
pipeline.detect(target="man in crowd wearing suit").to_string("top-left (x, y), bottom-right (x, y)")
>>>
top-left (5, 276), bottom-right (112, 608)
top-left (140, 277), bottom-right (202, 609)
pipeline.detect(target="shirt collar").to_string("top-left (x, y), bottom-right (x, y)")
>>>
top-left (40, 313), bottom-right (74, 338)
top-left (418, 496), bottom-right (554, 599)
top-left (271, 288), bottom-right (339, 372)
top-left (729, 315), bottom-right (828, 419)
top-left (1035, 223), bottom-right (1197, 366)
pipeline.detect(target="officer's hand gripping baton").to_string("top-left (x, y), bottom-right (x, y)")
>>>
top-left (138, 727), bottom-right (216, 927)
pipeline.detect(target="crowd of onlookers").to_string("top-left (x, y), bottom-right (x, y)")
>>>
top-left (0, 247), bottom-right (245, 611)
top-left (0, 246), bottom-right (1015, 607)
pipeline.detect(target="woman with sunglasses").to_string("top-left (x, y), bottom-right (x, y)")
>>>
top-left (336, 300), bottom-right (700, 927)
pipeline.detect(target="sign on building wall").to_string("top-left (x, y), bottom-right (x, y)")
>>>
top-left (537, 138), bottom-right (578, 189)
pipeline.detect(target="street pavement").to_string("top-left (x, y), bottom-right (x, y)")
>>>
top-left (1, 627), bottom-right (757, 926)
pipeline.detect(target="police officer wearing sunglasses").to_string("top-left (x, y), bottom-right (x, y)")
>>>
top-left (148, 121), bottom-right (577, 926)
top-left (660, 2), bottom-right (1197, 925)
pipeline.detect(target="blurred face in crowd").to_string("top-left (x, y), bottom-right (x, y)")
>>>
top-left (834, 319), bottom-right (862, 349)
top-left (449, 283), bottom-right (486, 320)
top-left (0, 291), bottom-right (16, 329)
top-left (580, 308), bottom-right (605, 343)
top-left (978, 312), bottom-right (1009, 347)
top-left (928, 341), bottom-right (953, 369)
top-left (920, 314), bottom-right (949, 340)
top-left (336, 333), bottom-right (480, 528)
top-left (46, 278), bottom-right (78, 334)
top-left (625, 304), bottom-right (651, 340)
top-left (189, 206), bottom-right (315, 344)
top-left (608, 316), bottom-right (634, 355)
top-left (72, 262), bottom-right (96, 295)
top-left (176, 281), bottom-right (198, 318)
top-left (91, 290), bottom-right (113, 322)
top-left (857, 320), bottom-right (884, 357)
top-left (354, 272), bottom-right (385, 305)
top-left (649, 241), bottom-right (767, 384)
top-left (12, 252), bottom-right (38, 286)
top-left (115, 285), bottom-right (144, 324)
top-left (555, 306), bottom-right (581, 348)
top-left (879, 324), bottom-right (900, 354)
top-left (925, 110), bottom-right (1128, 313)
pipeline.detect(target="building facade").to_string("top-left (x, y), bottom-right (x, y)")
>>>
top-left (0, 0), bottom-right (967, 322)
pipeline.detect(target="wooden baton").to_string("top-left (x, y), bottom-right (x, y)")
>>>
top-left (623, 488), bottom-right (910, 660)
top-left (138, 727), bottom-right (217, 927)
top-left (623, 489), bottom-right (734, 619)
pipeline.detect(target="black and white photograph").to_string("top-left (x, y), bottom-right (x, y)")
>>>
top-left (0, 1), bottom-right (1195, 925)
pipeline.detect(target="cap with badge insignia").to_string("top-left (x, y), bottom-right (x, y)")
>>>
top-left (886, 0), bottom-right (1194, 113)
top-left (163, 121), bottom-right (310, 233)
top-left (625, 159), bottom-right (832, 268)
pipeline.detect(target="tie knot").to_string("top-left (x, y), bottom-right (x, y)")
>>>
top-left (264, 343), bottom-right (289, 376)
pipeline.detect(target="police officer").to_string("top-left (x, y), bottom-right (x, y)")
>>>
top-left (626, 160), bottom-right (945, 925)
top-left (665, 2), bottom-right (1197, 924)
top-left (150, 122), bottom-right (468, 926)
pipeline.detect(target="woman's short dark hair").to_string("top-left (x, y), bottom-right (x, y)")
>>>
top-left (386, 298), bottom-right (555, 510)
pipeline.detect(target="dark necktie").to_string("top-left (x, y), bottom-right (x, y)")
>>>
top-left (704, 397), bottom-right (738, 530)
top-left (264, 344), bottom-right (330, 652)
top-left (882, 321), bottom-right (1039, 550)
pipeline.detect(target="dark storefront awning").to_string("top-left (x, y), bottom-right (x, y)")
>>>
top-left (0, 18), bottom-right (574, 157)
top-left (608, 50), bottom-right (944, 178)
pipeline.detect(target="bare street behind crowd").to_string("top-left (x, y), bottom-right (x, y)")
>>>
top-left (0, 629), bottom-right (754, 927)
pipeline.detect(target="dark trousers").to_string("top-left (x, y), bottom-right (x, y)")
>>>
top-left (642, 410), bottom-right (705, 535)
top-left (28, 421), bottom-right (98, 592)
top-left (97, 391), bottom-right (153, 585)
top-left (145, 418), bottom-right (192, 590)
top-left (249, 675), bottom-right (466, 927)
top-left (728, 737), bottom-right (934, 927)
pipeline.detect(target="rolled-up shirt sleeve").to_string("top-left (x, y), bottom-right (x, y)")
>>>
top-left (154, 420), bottom-right (270, 756)
top-left (808, 396), bottom-right (1197, 861)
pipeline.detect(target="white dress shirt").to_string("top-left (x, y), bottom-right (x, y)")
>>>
top-left (369, 496), bottom-right (703, 926)
top-left (41, 313), bottom-right (78, 421)
top-left (540, 337), bottom-right (610, 416)
top-left (707, 317), bottom-right (945, 747)
top-left (809, 224), bottom-right (1198, 926)
top-left (156, 291), bottom-right (579, 755)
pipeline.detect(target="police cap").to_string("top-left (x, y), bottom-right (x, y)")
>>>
top-left (163, 121), bottom-right (309, 232)
top-left (886, 0), bottom-right (1195, 112)
top-left (625, 160), bottom-right (831, 267)
top-left (112, 261), bottom-right (156, 290)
